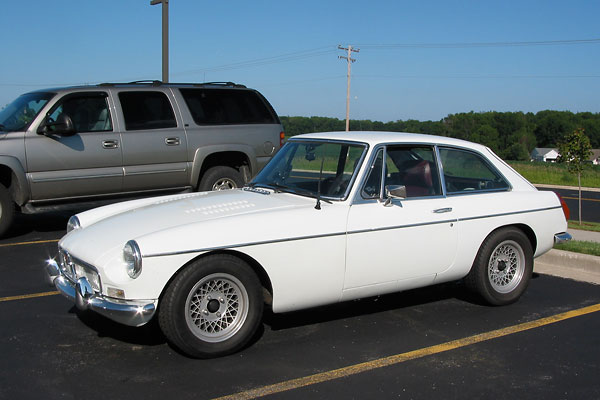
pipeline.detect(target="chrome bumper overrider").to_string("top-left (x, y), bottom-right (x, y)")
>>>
top-left (554, 232), bottom-right (572, 245)
top-left (45, 260), bottom-right (156, 327)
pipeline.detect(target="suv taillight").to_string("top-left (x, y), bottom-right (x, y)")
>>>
top-left (280, 131), bottom-right (285, 148)
top-left (554, 192), bottom-right (570, 221)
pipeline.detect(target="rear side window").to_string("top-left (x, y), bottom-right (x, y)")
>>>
top-left (440, 147), bottom-right (509, 194)
top-left (180, 88), bottom-right (277, 125)
top-left (118, 91), bottom-right (177, 131)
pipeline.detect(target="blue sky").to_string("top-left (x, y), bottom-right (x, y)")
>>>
top-left (1, 0), bottom-right (599, 122)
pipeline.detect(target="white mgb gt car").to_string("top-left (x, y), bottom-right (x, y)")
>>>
top-left (46, 131), bottom-right (571, 358)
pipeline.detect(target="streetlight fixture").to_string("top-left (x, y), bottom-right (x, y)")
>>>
top-left (150, 0), bottom-right (169, 83)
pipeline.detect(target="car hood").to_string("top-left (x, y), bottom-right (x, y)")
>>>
top-left (59, 189), bottom-right (326, 266)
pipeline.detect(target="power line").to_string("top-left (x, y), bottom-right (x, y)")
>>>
top-left (356, 38), bottom-right (600, 49)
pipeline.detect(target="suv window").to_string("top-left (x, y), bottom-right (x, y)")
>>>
top-left (362, 146), bottom-right (441, 199)
top-left (440, 147), bottom-right (509, 193)
top-left (48, 93), bottom-right (112, 133)
top-left (180, 88), bottom-right (277, 125)
top-left (119, 91), bottom-right (177, 131)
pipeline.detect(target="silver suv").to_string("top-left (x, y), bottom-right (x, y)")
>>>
top-left (0, 81), bottom-right (284, 236)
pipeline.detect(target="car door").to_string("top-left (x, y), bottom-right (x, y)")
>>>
top-left (343, 145), bottom-right (458, 299)
top-left (25, 91), bottom-right (123, 200)
top-left (116, 89), bottom-right (189, 192)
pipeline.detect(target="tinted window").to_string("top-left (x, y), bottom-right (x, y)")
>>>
top-left (180, 88), bottom-right (276, 125)
top-left (440, 147), bottom-right (509, 193)
top-left (119, 91), bottom-right (176, 130)
top-left (48, 93), bottom-right (112, 133)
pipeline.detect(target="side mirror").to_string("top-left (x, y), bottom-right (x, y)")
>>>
top-left (383, 185), bottom-right (406, 207)
top-left (38, 114), bottom-right (75, 136)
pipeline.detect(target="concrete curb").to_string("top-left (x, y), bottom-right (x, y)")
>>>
top-left (534, 249), bottom-right (600, 285)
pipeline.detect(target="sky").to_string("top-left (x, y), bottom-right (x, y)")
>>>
top-left (1, 0), bottom-right (599, 122)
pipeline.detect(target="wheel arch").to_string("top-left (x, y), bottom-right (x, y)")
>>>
top-left (157, 249), bottom-right (274, 306)
top-left (190, 146), bottom-right (256, 189)
top-left (0, 158), bottom-right (29, 205)
top-left (485, 223), bottom-right (537, 254)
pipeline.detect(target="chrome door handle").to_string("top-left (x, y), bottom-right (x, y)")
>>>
top-left (102, 140), bottom-right (119, 149)
top-left (433, 207), bottom-right (453, 214)
top-left (165, 137), bottom-right (180, 146)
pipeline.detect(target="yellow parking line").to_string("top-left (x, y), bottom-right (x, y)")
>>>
top-left (563, 196), bottom-right (600, 203)
top-left (0, 239), bottom-right (59, 248)
top-left (213, 303), bottom-right (600, 400)
top-left (0, 291), bottom-right (59, 302)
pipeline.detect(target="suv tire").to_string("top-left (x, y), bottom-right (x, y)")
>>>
top-left (199, 166), bottom-right (244, 191)
top-left (0, 183), bottom-right (15, 237)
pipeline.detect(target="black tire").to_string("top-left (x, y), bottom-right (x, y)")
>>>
top-left (465, 227), bottom-right (533, 306)
top-left (198, 166), bottom-right (244, 192)
top-left (158, 254), bottom-right (264, 358)
top-left (0, 183), bottom-right (15, 237)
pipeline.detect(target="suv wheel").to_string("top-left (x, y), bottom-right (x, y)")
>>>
top-left (0, 183), bottom-right (15, 237)
top-left (199, 166), bottom-right (244, 192)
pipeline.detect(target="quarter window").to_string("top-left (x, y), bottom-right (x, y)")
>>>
top-left (180, 88), bottom-right (277, 125)
top-left (119, 91), bottom-right (176, 131)
top-left (439, 147), bottom-right (509, 193)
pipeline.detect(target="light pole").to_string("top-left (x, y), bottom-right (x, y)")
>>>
top-left (150, 0), bottom-right (169, 83)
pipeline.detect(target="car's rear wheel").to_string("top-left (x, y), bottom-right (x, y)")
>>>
top-left (159, 254), bottom-right (263, 358)
top-left (199, 166), bottom-right (244, 191)
top-left (0, 183), bottom-right (15, 237)
top-left (465, 227), bottom-right (533, 305)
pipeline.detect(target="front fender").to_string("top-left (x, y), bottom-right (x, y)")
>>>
top-left (0, 156), bottom-right (30, 205)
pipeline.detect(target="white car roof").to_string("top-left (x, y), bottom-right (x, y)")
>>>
top-left (291, 131), bottom-right (486, 151)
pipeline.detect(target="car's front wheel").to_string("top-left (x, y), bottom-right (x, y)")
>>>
top-left (159, 254), bottom-right (264, 358)
top-left (465, 227), bottom-right (533, 305)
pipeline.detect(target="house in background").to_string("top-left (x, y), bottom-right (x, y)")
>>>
top-left (530, 148), bottom-right (559, 162)
top-left (589, 149), bottom-right (600, 165)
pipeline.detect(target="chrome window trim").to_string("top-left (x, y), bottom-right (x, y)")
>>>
top-left (143, 205), bottom-right (561, 258)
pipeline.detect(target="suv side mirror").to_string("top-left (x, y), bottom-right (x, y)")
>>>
top-left (383, 185), bottom-right (406, 207)
top-left (38, 114), bottom-right (75, 136)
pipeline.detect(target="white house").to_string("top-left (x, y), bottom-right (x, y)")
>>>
top-left (530, 148), bottom-right (559, 162)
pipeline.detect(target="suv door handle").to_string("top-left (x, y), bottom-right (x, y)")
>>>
top-left (433, 207), bottom-right (453, 214)
top-left (165, 137), bottom-right (180, 146)
top-left (102, 140), bottom-right (119, 149)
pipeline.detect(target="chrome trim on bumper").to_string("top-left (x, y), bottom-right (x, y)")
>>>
top-left (45, 261), bottom-right (156, 327)
top-left (554, 232), bottom-right (572, 245)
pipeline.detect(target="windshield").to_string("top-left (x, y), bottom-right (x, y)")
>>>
top-left (0, 92), bottom-right (54, 132)
top-left (250, 140), bottom-right (367, 199)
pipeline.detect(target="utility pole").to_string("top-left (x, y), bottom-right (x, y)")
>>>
top-left (338, 45), bottom-right (359, 132)
top-left (150, 0), bottom-right (169, 83)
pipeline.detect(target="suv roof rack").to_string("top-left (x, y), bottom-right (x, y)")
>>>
top-left (96, 81), bottom-right (247, 88)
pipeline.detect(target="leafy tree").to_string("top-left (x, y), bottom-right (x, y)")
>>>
top-left (558, 128), bottom-right (593, 224)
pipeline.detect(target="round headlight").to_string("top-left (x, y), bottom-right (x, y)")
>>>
top-left (66, 216), bottom-right (81, 233)
top-left (123, 240), bottom-right (142, 279)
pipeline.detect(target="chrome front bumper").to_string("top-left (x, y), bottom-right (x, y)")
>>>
top-left (45, 261), bottom-right (156, 327)
top-left (554, 232), bottom-right (572, 245)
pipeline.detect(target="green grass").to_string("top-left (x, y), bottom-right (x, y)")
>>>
top-left (568, 220), bottom-right (600, 232)
top-left (554, 240), bottom-right (600, 257)
top-left (508, 161), bottom-right (600, 188)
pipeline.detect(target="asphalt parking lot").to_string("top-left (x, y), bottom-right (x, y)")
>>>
top-left (1, 213), bottom-right (599, 400)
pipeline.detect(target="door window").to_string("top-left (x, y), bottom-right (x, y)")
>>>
top-left (362, 146), bottom-right (441, 199)
top-left (48, 93), bottom-right (112, 133)
top-left (118, 91), bottom-right (177, 130)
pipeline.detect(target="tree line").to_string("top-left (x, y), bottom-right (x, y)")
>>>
top-left (280, 111), bottom-right (600, 161)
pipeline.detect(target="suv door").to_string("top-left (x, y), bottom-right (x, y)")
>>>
top-left (116, 89), bottom-right (189, 192)
top-left (26, 91), bottom-right (123, 200)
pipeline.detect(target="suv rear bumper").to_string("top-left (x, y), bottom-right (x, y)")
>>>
top-left (45, 261), bottom-right (156, 327)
